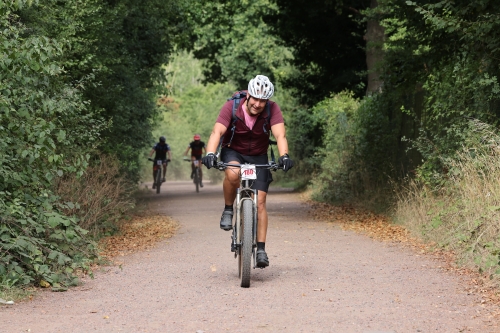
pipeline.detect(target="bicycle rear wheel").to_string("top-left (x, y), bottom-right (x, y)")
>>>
top-left (239, 199), bottom-right (253, 288)
top-left (194, 168), bottom-right (199, 193)
top-left (155, 169), bottom-right (161, 194)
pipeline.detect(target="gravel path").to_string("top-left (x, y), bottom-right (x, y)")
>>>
top-left (1, 181), bottom-right (498, 333)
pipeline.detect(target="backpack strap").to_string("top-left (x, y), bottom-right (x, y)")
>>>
top-left (226, 91), bottom-right (246, 148)
top-left (217, 91), bottom-right (246, 153)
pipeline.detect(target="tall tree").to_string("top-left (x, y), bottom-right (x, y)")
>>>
top-left (266, 0), bottom-right (371, 105)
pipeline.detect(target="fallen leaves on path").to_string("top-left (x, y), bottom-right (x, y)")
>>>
top-left (309, 202), bottom-right (421, 246)
top-left (98, 214), bottom-right (179, 259)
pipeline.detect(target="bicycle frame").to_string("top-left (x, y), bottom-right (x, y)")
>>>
top-left (184, 157), bottom-right (202, 192)
top-left (218, 162), bottom-right (279, 268)
top-left (148, 158), bottom-right (168, 194)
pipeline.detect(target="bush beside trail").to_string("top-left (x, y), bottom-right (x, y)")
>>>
top-left (1, 0), bottom-right (189, 295)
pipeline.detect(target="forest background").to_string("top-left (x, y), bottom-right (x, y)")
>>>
top-left (2, 0), bottom-right (500, 296)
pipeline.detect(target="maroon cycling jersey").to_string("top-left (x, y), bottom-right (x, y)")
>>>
top-left (216, 94), bottom-right (284, 156)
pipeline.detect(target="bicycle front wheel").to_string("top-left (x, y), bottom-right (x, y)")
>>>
top-left (155, 169), bottom-right (161, 194)
top-left (239, 199), bottom-right (253, 288)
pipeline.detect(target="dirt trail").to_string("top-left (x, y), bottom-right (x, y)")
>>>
top-left (1, 181), bottom-right (498, 333)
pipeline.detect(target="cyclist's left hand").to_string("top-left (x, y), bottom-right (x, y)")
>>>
top-left (278, 154), bottom-right (294, 172)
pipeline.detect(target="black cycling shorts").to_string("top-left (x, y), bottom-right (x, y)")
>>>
top-left (154, 158), bottom-right (168, 164)
top-left (220, 148), bottom-right (273, 193)
top-left (191, 154), bottom-right (202, 160)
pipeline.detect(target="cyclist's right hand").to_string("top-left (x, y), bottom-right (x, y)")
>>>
top-left (202, 153), bottom-right (217, 169)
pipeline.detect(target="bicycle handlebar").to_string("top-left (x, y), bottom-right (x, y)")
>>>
top-left (216, 161), bottom-right (281, 171)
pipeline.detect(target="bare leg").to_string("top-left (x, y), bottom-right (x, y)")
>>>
top-left (223, 161), bottom-right (240, 206)
top-left (256, 190), bottom-right (268, 242)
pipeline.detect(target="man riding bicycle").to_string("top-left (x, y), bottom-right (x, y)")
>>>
top-left (184, 134), bottom-right (206, 187)
top-left (149, 136), bottom-right (171, 188)
top-left (202, 75), bottom-right (294, 268)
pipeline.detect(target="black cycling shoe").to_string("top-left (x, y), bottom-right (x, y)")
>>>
top-left (152, 183), bottom-right (156, 189)
top-left (190, 171), bottom-right (194, 179)
top-left (220, 209), bottom-right (233, 231)
top-left (200, 182), bottom-right (204, 187)
top-left (256, 250), bottom-right (269, 268)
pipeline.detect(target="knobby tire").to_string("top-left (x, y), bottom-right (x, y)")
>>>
top-left (155, 169), bottom-right (161, 194)
top-left (240, 199), bottom-right (253, 288)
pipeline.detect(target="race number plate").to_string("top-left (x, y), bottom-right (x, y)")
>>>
top-left (241, 164), bottom-right (257, 180)
top-left (156, 160), bottom-right (163, 165)
top-left (193, 160), bottom-right (199, 166)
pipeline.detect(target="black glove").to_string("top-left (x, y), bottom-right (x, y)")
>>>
top-left (202, 153), bottom-right (217, 169)
top-left (278, 154), bottom-right (294, 172)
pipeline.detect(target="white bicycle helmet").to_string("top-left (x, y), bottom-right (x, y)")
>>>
top-left (247, 75), bottom-right (274, 99)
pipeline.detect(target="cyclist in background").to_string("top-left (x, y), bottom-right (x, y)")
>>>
top-left (184, 134), bottom-right (206, 187)
top-left (149, 136), bottom-right (171, 188)
top-left (201, 75), bottom-right (294, 268)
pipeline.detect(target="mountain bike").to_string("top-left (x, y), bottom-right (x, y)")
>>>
top-left (216, 161), bottom-right (280, 288)
top-left (184, 157), bottom-right (202, 192)
top-left (148, 158), bottom-right (168, 194)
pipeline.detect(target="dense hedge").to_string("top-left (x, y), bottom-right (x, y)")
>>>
top-left (0, 0), bottom-right (192, 289)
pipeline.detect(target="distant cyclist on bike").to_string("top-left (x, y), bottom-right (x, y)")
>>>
top-left (183, 134), bottom-right (206, 187)
top-left (149, 136), bottom-right (171, 188)
top-left (202, 75), bottom-right (294, 268)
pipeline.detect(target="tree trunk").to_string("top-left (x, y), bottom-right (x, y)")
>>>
top-left (365, 0), bottom-right (385, 95)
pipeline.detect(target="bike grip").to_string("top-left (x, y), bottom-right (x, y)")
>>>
top-left (216, 161), bottom-right (225, 170)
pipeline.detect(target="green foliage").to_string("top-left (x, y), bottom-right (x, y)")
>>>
top-left (187, 0), bottom-right (293, 89)
top-left (0, 1), bottom-right (102, 288)
top-left (308, 91), bottom-right (394, 207)
top-left (1, 0), bottom-right (194, 289)
top-left (373, 0), bottom-right (500, 188)
top-left (19, 0), bottom-right (195, 180)
top-left (309, 92), bottom-right (361, 202)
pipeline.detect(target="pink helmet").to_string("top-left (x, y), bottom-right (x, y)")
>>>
top-left (194, 134), bottom-right (201, 140)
